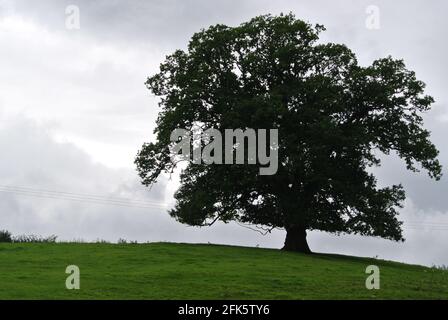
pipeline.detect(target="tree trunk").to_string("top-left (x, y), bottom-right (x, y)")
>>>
top-left (282, 225), bottom-right (312, 254)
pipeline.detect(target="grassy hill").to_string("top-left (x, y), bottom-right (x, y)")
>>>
top-left (0, 242), bottom-right (446, 299)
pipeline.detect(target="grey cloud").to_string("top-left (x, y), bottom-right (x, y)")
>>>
top-left (0, 113), bottom-right (285, 248)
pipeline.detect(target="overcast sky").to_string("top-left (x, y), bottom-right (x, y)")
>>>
top-left (1, 0), bottom-right (447, 266)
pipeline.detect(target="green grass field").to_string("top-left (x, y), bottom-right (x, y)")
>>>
top-left (0, 242), bottom-right (447, 299)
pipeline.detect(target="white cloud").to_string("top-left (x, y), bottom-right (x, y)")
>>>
top-left (0, 13), bottom-right (162, 167)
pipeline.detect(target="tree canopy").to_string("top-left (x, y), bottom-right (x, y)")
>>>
top-left (135, 14), bottom-right (441, 253)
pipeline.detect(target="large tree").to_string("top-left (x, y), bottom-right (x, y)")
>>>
top-left (136, 14), bottom-right (441, 253)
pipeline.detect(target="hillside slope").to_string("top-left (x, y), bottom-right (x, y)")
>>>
top-left (0, 242), bottom-right (446, 299)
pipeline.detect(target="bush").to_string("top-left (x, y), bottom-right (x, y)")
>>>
top-left (12, 234), bottom-right (57, 243)
top-left (0, 230), bottom-right (12, 243)
top-left (94, 239), bottom-right (110, 244)
top-left (118, 238), bottom-right (138, 244)
top-left (432, 264), bottom-right (448, 271)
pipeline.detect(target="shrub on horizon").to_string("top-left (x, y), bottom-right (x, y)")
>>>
top-left (0, 230), bottom-right (12, 243)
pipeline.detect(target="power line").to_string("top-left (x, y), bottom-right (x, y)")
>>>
top-left (405, 221), bottom-right (448, 226)
top-left (0, 185), bottom-right (165, 205)
top-left (0, 185), bottom-right (447, 230)
top-left (0, 185), bottom-right (170, 210)
top-left (404, 226), bottom-right (448, 231)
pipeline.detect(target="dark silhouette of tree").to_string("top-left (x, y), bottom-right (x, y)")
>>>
top-left (136, 14), bottom-right (441, 253)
